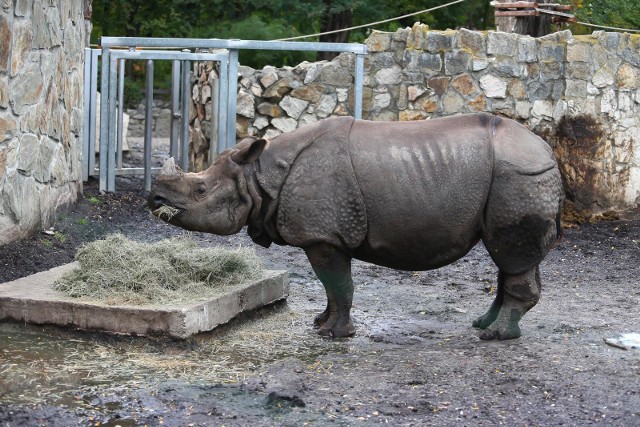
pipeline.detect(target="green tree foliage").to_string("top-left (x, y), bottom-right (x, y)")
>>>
top-left (92, 0), bottom-right (638, 71)
top-left (91, 0), bottom-right (493, 69)
top-left (574, 0), bottom-right (640, 31)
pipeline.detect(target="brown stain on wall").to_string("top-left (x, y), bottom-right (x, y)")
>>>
top-left (554, 114), bottom-right (604, 207)
top-left (553, 114), bottom-right (633, 210)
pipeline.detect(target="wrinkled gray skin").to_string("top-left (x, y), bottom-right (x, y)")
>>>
top-left (149, 113), bottom-right (564, 340)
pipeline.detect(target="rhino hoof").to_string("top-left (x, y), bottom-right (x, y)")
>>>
top-left (314, 310), bottom-right (330, 328)
top-left (317, 323), bottom-right (356, 339)
top-left (478, 323), bottom-right (521, 341)
top-left (472, 313), bottom-right (496, 330)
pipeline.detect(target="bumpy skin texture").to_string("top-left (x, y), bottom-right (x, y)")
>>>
top-left (148, 113), bottom-right (564, 340)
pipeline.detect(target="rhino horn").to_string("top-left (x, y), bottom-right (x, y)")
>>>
top-left (158, 157), bottom-right (182, 178)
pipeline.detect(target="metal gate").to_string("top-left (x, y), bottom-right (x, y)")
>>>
top-left (83, 48), bottom-right (230, 192)
top-left (84, 37), bottom-right (368, 192)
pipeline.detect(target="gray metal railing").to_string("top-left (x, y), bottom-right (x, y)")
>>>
top-left (89, 37), bottom-right (367, 192)
top-left (87, 48), bottom-right (229, 192)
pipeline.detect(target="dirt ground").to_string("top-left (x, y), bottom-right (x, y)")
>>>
top-left (0, 175), bottom-right (639, 426)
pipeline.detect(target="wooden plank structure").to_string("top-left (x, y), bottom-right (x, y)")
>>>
top-left (492, 1), bottom-right (575, 36)
top-left (493, 1), bottom-right (576, 23)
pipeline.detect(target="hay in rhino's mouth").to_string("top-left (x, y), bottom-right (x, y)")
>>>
top-left (153, 205), bottom-right (181, 221)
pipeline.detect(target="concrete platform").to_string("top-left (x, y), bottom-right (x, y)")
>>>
top-left (0, 263), bottom-right (289, 339)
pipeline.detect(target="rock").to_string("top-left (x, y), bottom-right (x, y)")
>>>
top-left (458, 29), bottom-right (485, 54)
top-left (236, 89), bottom-right (255, 119)
top-left (263, 78), bottom-right (292, 100)
top-left (257, 102), bottom-right (282, 118)
top-left (487, 31), bottom-right (518, 56)
top-left (366, 31), bottom-right (392, 52)
top-left (279, 95), bottom-right (308, 120)
top-left (259, 71), bottom-right (278, 89)
top-left (592, 68), bottom-right (614, 88)
top-left (479, 75), bottom-right (507, 98)
top-left (271, 117), bottom-right (297, 133)
top-left (315, 94), bottom-right (337, 118)
top-left (375, 65), bottom-right (402, 85)
top-left (8, 58), bottom-right (44, 115)
top-left (291, 82), bottom-right (324, 103)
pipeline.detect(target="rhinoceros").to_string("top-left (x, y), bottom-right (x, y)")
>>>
top-left (148, 113), bottom-right (564, 340)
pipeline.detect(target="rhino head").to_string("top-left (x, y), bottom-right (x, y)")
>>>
top-left (147, 138), bottom-right (266, 235)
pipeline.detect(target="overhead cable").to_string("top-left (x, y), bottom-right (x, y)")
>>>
top-left (276, 0), bottom-right (467, 41)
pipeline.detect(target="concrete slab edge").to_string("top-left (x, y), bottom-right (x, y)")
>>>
top-left (0, 263), bottom-right (289, 339)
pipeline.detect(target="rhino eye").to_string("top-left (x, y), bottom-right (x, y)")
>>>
top-left (195, 184), bottom-right (207, 196)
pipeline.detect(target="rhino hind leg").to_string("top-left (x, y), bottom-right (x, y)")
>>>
top-left (475, 267), bottom-right (541, 340)
top-left (472, 272), bottom-right (505, 330)
top-left (304, 244), bottom-right (356, 338)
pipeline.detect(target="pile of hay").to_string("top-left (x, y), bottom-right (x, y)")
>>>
top-left (53, 234), bottom-right (264, 305)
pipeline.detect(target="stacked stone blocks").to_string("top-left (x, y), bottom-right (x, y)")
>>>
top-left (191, 24), bottom-right (640, 212)
top-left (0, 0), bottom-right (85, 244)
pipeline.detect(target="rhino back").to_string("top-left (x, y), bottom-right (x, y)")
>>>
top-left (348, 115), bottom-right (494, 270)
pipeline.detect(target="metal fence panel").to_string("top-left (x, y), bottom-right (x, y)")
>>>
top-left (88, 37), bottom-right (367, 192)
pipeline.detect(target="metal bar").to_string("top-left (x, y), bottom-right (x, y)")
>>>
top-left (227, 49), bottom-right (239, 151)
top-left (89, 49), bottom-right (100, 178)
top-left (100, 36), bottom-right (367, 54)
top-left (144, 60), bottom-right (154, 192)
top-left (180, 56), bottom-right (190, 171)
top-left (116, 58), bottom-right (125, 169)
top-left (209, 72), bottom-right (219, 163)
top-left (82, 48), bottom-right (92, 181)
top-left (216, 54), bottom-right (229, 156)
top-left (110, 50), bottom-right (230, 62)
top-left (354, 54), bottom-right (365, 120)
top-left (113, 167), bottom-right (163, 176)
top-left (170, 60), bottom-right (181, 159)
top-left (99, 47), bottom-right (110, 191)
top-left (107, 52), bottom-right (118, 192)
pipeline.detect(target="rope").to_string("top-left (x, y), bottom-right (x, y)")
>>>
top-left (575, 21), bottom-right (640, 34)
top-left (275, 0), bottom-right (467, 41)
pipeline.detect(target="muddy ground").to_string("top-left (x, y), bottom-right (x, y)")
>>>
top-left (0, 175), bottom-right (639, 426)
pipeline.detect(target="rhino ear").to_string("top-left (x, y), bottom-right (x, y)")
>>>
top-left (232, 138), bottom-right (267, 164)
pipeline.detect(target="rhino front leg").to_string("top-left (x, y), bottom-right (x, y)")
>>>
top-left (477, 266), bottom-right (541, 340)
top-left (304, 244), bottom-right (356, 338)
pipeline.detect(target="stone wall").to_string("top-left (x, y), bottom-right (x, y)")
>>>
top-left (0, 1), bottom-right (86, 245)
top-left (191, 24), bottom-right (640, 212)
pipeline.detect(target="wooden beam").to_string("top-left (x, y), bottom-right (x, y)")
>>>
top-left (494, 2), bottom-right (538, 8)
top-left (495, 10), bottom-right (539, 17)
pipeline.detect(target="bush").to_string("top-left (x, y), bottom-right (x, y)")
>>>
top-left (123, 78), bottom-right (144, 109)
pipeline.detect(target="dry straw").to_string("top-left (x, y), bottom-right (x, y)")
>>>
top-left (53, 234), bottom-right (264, 305)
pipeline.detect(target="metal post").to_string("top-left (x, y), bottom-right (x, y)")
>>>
top-left (226, 49), bottom-right (239, 151)
top-left (354, 53), bottom-right (365, 120)
top-left (209, 75), bottom-right (219, 163)
top-left (89, 49), bottom-right (100, 177)
top-left (99, 46), bottom-right (110, 192)
top-left (116, 58), bottom-right (125, 169)
top-left (144, 60), bottom-right (154, 192)
top-left (107, 53), bottom-right (118, 192)
top-left (170, 60), bottom-right (181, 159)
top-left (180, 54), bottom-right (190, 171)
top-left (216, 53), bottom-right (229, 156)
top-left (82, 48), bottom-right (92, 181)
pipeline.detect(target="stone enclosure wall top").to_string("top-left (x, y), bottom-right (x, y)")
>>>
top-left (191, 24), bottom-right (640, 212)
top-left (0, 0), bottom-right (86, 245)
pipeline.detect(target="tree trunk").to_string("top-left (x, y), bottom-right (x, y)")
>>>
top-left (494, 0), bottom-right (516, 33)
top-left (513, 0), bottom-right (552, 36)
top-left (316, 3), bottom-right (352, 61)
